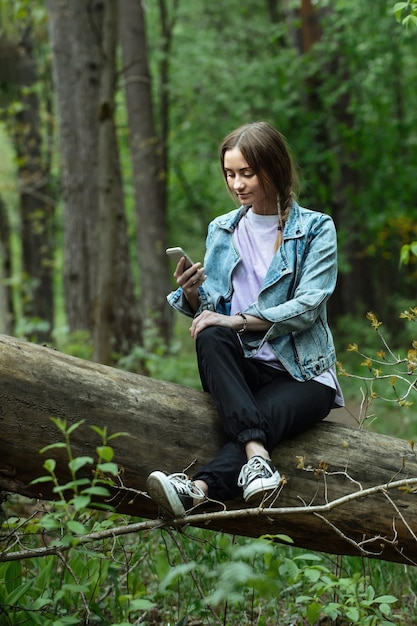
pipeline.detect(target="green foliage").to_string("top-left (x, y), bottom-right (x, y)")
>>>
top-left (2, 418), bottom-right (417, 624)
top-left (51, 328), bottom-right (93, 361)
top-left (147, 532), bottom-right (406, 624)
top-left (0, 419), bottom-right (148, 625)
top-left (400, 241), bottom-right (417, 265)
top-left (116, 315), bottom-right (200, 388)
top-left (337, 309), bottom-right (417, 435)
top-left (394, 1), bottom-right (417, 28)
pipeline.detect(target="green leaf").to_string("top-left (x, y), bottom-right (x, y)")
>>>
top-left (68, 456), bottom-right (94, 473)
top-left (89, 502), bottom-right (115, 512)
top-left (322, 602), bottom-right (342, 620)
top-left (6, 580), bottom-right (33, 606)
top-left (96, 461), bottom-right (119, 475)
top-left (33, 596), bottom-right (53, 610)
top-left (393, 1), bottom-right (411, 11)
top-left (5, 560), bottom-right (22, 594)
top-left (72, 494), bottom-right (91, 511)
top-left (96, 446), bottom-right (114, 461)
top-left (404, 13), bottom-right (417, 26)
top-left (296, 594), bottom-right (313, 602)
top-left (66, 420), bottom-right (85, 435)
top-left (279, 557), bottom-right (299, 581)
top-left (345, 607), bottom-right (360, 621)
top-left (108, 431), bottom-right (131, 440)
top-left (81, 486), bottom-right (111, 497)
top-left (40, 442), bottom-right (67, 454)
top-left (380, 603), bottom-right (392, 616)
top-left (66, 520), bottom-right (87, 535)
top-left (399, 245), bottom-right (410, 266)
top-left (294, 553), bottom-right (323, 562)
top-left (365, 584), bottom-right (376, 601)
top-left (35, 557), bottom-right (55, 588)
top-left (261, 533), bottom-right (293, 544)
top-left (52, 534), bottom-right (74, 548)
top-left (39, 515), bottom-right (62, 530)
top-left (90, 425), bottom-right (106, 438)
top-left (53, 478), bottom-right (90, 492)
top-left (306, 600), bottom-right (322, 625)
top-left (155, 550), bottom-right (170, 581)
top-left (44, 458), bottom-right (57, 473)
top-left (128, 598), bottom-right (156, 611)
top-left (375, 595), bottom-right (398, 604)
top-left (50, 417), bottom-right (68, 433)
top-left (160, 562), bottom-right (198, 591)
top-left (30, 475), bottom-right (54, 485)
top-left (304, 567), bottom-right (323, 583)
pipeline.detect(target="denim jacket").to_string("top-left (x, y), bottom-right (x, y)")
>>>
top-left (167, 201), bottom-right (338, 382)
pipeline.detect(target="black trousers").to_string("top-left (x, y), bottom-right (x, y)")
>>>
top-left (192, 326), bottom-right (335, 501)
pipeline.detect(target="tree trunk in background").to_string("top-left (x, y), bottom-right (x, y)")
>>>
top-left (157, 0), bottom-right (178, 183)
top-left (46, 0), bottom-right (101, 332)
top-left (47, 0), bottom-right (140, 360)
top-left (14, 20), bottom-right (54, 341)
top-left (111, 133), bottom-right (142, 360)
top-left (93, 0), bottom-right (119, 364)
top-left (0, 197), bottom-right (12, 335)
top-left (294, 0), bottom-right (367, 319)
top-left (119, 0), bottom-right (172, 343)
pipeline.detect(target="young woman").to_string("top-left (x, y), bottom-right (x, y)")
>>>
top-left (147, 121), bottom-right (344, 516)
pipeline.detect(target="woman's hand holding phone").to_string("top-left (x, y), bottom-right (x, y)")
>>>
top-left (166, 247), bottom-right (206, 311)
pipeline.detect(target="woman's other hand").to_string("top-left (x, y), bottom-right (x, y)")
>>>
top-left (190, 310), bottom-right (242, 339)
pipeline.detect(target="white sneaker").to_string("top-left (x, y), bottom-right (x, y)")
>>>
top-left (238, 456), bottom-right (281, 503)
top-left (146, 471), bottom-right (206, 517)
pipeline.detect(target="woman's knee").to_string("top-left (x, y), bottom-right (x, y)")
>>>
top-left (196, 325), bottom-right (238, 351)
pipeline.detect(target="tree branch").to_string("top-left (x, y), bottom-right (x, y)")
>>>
top-left (2, 476), bottom-right (417, 563)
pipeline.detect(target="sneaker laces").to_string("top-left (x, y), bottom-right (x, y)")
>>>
top-left (168, 473), bottom-right (206, 500)
top-left (237, 456), bottom-right (273, 487)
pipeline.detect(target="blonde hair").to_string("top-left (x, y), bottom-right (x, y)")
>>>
top-left (220, 121), bottom-right (300, 248)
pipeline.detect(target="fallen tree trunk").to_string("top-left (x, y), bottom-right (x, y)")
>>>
top-left (0, 333), bottom-right (416, 566)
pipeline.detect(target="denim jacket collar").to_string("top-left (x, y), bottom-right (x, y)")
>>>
top-left (216, 201), bottom-right (305, 239)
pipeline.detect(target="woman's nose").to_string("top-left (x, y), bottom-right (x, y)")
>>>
top-left (233, 176), bottom-right (244, 190)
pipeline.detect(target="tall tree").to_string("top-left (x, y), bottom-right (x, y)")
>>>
top-left (46, 0), bottom-right (101, 332)
top-left (0, 196), bottom-right (12, 335)
top-left (93, 0), bottom-right (119, 364)
top-left (5, 14), bottom-right (54, 341)
top-left (47, 0), bottom-right (140, 361)
top-left (119, 0), bottom-right (172, 343)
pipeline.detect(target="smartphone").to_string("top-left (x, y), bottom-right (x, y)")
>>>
top-left (166, 247), bottom-right (194, 270)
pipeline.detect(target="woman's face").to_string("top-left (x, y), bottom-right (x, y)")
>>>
top-left (223, 148), bottom-right (276, 214)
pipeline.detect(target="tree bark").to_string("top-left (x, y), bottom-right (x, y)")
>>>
top-left (93, 0), bottom-right (118, 364)
top-left (119, 0), bottom-right (172, 342)
top-left (47, 0), bottom-right (140, 358)
top-left (46, 0), bottom-right (101, 331)
top-left (0, 333), bottom-right (417, 566)
top-left (14, 20), bottom-right (54, 341)
top-left (0, 198), bottom-right (12, 335)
